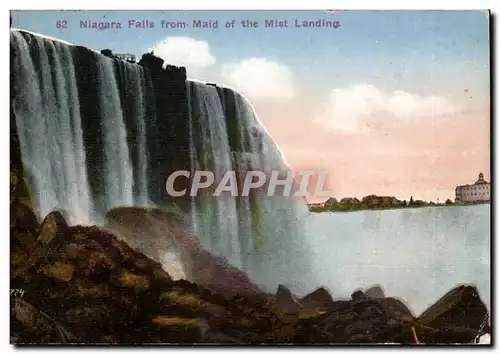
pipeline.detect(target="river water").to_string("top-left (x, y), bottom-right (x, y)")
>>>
top-left (305, 204), bottom-right (490, 316)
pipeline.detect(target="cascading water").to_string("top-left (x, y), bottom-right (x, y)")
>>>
top-left (10, 29), bottom-right (151, 224)
top-left (95, 55), bottom-right (135, 213)
top-left (113, 61), bottom-right (150, 207)
top-left (187, 81), bottom-right (242, 269)
top-left (10, 29), bottom-right (314, 295)
top-left (10, 31), bottom-right (95, 224)
top-left (188, 81), bottom-right (314, 293)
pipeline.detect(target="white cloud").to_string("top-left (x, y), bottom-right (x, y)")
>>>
top-left (315, 84), bottom-right (456, 132)
top-left (222, 58), bottom-right (296, 101)
top-left (388, 91), bottom-right (455, 118)
top-left (150, 37), bottom-right (215, 75)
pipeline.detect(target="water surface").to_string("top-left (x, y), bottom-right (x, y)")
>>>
top-left (305, 205), bottom-right (490, 316)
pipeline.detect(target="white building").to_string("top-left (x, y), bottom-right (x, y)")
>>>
top-left (115, 53), bottom-right (136, 62)
top-left (455, 173), bottom-right (490, 203)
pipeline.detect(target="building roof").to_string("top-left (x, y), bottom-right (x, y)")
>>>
top-left (456, 173), bottom-right (490, 189)
top-left (456, 182), bottom-right (490, 189)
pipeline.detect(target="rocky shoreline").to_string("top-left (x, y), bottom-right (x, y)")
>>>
top-left (10, 200), bottom-right (490, 345)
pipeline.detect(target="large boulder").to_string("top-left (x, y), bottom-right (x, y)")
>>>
top-left (274, 284), bottom-right (302, 312)
top-left (417, 285), bottom-right (488, 329)
top-left (351, 290), bottom-right (368, 301)
top-left (365, 285), bottom-right (385, 299)
top-left (300, 287), bottom-right (335, 311)
top-left (37, 211), bottom-right (69, 246)
top-left (409, 285), bottom-right (490, 343)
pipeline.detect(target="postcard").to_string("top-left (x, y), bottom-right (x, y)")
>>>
top-left (9, 9), bottom-right (491, 345)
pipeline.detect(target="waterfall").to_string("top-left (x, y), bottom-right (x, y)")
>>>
top-left (188, 81), bottom-right (242, 268)
top-left (10, 29), bottom-right (151, 224)
top-left (188, 81), bottom-right (314, 293)
top-left (10, 29), bottom-right (314, 294)
top-left (95, 55), bottom-right (134, 213)
top-left (113, 61), bottom-right (150, 207)
top-left (10, 31), bottom-right (95, 224)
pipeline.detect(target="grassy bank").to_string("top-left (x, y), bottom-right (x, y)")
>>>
top-left (309, 201), bottom-right (490, 213)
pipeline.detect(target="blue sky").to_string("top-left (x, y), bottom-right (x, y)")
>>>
top-left (11, 10), bottom-right (491, 201)
top-left (12, 10), bottom-right (489, 98)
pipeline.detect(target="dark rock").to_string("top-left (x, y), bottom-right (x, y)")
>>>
top-left (151, 316), bottom-right (209, 342)
top-left (376, 297), bottom-right (414, 324)
top-left (395, 321), bottom-right (487, 344)
top-left (351, 290), bottom-right (368, 301)
top-left (10, 199), bottom-right (38, 231)
top-left (414, 285), bottom-right (490, 343)
top-left (12, 298), bottom-right (78, 343)
top-left (275, 284), bottom-right (302, 312)
top-left (300, 287), bottom-right (335, 311)
top-left (296, 296), bottom-right (414, 343)
top-left (12, 208), bottom-right (300, 344)
top-left (100, 49), bottom-right (114, 58)
top-left (365, 285), bottom-right (385, 299)
top-left (37, 211), bottom-right (69, 246)
top-left (10, 201), bottom-right (39, 253)
top-left (204, 332), bottom-right (243, 344)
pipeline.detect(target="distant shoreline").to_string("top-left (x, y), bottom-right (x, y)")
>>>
top-left (309, 199), bottom-right (490, 213)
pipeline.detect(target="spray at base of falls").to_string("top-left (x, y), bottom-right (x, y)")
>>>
top-left (10, 29), bottom-right (315, 295)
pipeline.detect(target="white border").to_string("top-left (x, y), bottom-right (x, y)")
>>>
top-left (2, 1), bottom-right (497, 353)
